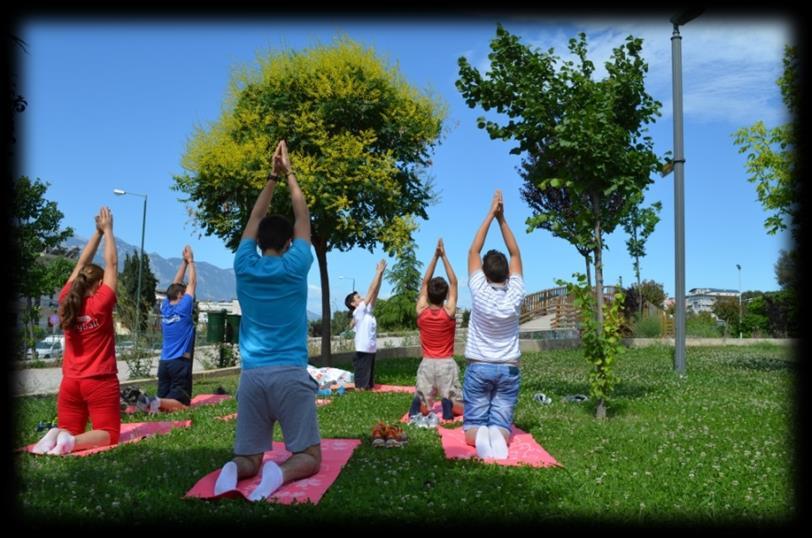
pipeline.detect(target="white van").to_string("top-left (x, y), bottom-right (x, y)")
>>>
top-left (26, 335), bottom-right (65, 359)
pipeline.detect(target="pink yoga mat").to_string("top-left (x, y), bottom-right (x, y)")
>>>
top-left (399, 401), bottom-right (463, 424)
top-left (371, 384), bottom-right (415, 394)
top-left (437, 425), bottom-right (560, 468)
top-left (21, 420), bottom-right (192, 457)
top-left (185, 438), bottom-right (361, 505)
top-left (124, 393), bottom-right (231, 414)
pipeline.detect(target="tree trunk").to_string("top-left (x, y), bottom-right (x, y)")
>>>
top-left (596, 398), bottom-right (607, 419)
top-left (312, 236), bottom-right (332, 367)
top-left (584, 255), bottom-right (592, 289)
top-left (636, 259), bottom-right (643, 317)
top-left (631, 222), bottom-right (643, 316)
top-left (591, 192), bottom-right (604, 334)
top-left (26, 296), bottom-right (35, 358)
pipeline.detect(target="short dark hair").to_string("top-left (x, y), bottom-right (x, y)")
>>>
top-left (427, 276), bottom-right (449, 305)
top-left (344, 291), bottom-right (359, 312)
top-left (166, 283), bottom-right (186, 301)
top-left (482, 249), bottom-right (509, 283)
top-left (257, 215), bottom-right (293, 252)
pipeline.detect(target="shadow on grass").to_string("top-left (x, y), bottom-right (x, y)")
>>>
top-left (723, 356), bottom-right (795, 372)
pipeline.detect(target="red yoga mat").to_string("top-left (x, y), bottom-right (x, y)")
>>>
top-left (371, 384), bottom-right (415, 394)
top-left (124, 393), bottom-right (231, 414)
top-left (21, 420), bottom-right (192, 457)
top-left (437, 425), bottom-right (560, 468)
top-left (185, 438), bottom-right (361, 505)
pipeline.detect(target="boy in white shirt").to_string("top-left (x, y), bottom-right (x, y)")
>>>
top-left (463, 190), bottom-right (525, 460)
top-left (344, 259), bottom-right (387, 390)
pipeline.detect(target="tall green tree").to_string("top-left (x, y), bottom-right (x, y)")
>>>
top-left (173, 37), bottom-right (445, 364)
top-left (457, 28), bottom-right (662, 417)
top-left (621, 200), bottom-right (662, 314)
top-left (118, 252), bottom-right (158, 336)
top-left (386, 240), bottom-right (423, 299)
top-left (733, 45), bottom-right (799, 239)
top-left (623, 279), bottom-right (666, 319)
top-left (457, 27), bottom-right (662, 334)
top-left (376, 240), bottom-right (423, 331)
top-left (733, 46), bottom-right (799, 341)
top-left (774, 249), bottom-right (797, 292)
top-left (13, 176), bottom-right (74, 357)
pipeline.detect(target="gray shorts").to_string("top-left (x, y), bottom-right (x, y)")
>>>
top-left (415, 358), bottom-right (463, 406)
top-left (234, 365), bottom-right (321, 455)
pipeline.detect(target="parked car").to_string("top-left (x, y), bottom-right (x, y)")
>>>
top-left (25, 335), bottom-right (64, 359)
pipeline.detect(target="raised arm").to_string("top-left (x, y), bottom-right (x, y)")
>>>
top-left (184, 245), bottom-right (197, 298)
top-left (416, 239), bottom-right (442, 315)
top-left (438, 239), bottom-right (458, 317)
top-left (365, 259), bottom-right (387, 309)
top-left (98, 206), bottom-right (117, 290)
top-left (67, 226), bottom-right (103, 284)
top-left (241, 142), bottom-right (281, 241)
top-left (468, 190), bottom-right (502, 275)
top-left (172, 248), bottom-right (188, 285)
top-left (277, 140), bottom-right (311, 243)
top-left (495, 199), bottom-right (522, 277)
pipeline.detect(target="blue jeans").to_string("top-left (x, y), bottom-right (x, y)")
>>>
top-left (462, 362), bottom-right (520, 432)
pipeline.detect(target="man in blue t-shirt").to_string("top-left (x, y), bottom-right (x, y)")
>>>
top-left (137, 245), bottom-right (197, 414)
top-left (213, 140), bottom-right (321, 502)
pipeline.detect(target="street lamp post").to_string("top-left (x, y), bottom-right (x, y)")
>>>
top-left (737, 264), bottom-right (742, 339)
top-left (669, 9), bottom-right (702, 376)
top-left (113, 189), bottom-right (148, 353)
top-left (338, 275), bottom-right (356, 293)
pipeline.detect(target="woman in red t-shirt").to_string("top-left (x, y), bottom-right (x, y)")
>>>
top-left (32, 207), bottom-right (120, 455)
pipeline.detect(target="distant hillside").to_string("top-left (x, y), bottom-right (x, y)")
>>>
top-left (63, 237), bottom-right (322, 321)
top-left (64, 236), bottom-right (237, 301)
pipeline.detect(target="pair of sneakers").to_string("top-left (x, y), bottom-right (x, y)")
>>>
top-left (408, 411), bottom-right (440, 429)
top-left (371, 421), bottom-right (408, 448)
top-left (136, 393), bottom-right (160, 414)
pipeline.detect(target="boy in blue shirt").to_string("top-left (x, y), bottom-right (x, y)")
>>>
top-left (137, 245), bottom-right (197, 413)
top-left (213, 140), bottom-right (321, 501)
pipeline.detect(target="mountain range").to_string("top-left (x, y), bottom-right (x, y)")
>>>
top-left (62, 236), bottom-right (321, 320)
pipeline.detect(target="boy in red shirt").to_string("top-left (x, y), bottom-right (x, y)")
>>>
top-left (408, 238), bottom-right (463, 423)
top-left (33, 207), bottom-right (120, 455)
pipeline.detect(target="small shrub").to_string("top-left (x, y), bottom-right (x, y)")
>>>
top-left (633, 315), bottom-right (662, 338)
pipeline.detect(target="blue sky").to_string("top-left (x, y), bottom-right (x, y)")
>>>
top-left (18, 14), bottom-right (795, 313)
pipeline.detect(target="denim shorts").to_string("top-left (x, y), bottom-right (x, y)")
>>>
top-left (462, 361), bottom-right (520, 432)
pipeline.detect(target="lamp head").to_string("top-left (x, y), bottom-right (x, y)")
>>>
top-left (670, 9), bottom-right (704, 26)
top-left (113, 189), bottom-right (126, 195)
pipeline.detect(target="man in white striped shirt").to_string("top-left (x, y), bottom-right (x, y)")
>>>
top-left (463, 190), bottom-right (525, 460)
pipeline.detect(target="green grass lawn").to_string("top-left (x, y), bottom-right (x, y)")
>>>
top-left (14, 344), bottom-right (795, 526)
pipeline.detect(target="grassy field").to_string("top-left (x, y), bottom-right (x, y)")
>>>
top-left (14, 344), bottom-right (796, 527)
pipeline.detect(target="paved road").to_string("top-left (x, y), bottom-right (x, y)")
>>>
top-left (13, 351), bottom-right (218, 397)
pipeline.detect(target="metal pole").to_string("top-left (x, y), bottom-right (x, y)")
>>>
top-left (134, 195), bottom-right (147, 353)
top-left (738, 265), bottom-right (742, 339)
top-left (672, 24), bottom-right (686, 375)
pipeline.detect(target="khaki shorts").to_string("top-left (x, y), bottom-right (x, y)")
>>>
top-left (415, 358), bottom-right (463, 407)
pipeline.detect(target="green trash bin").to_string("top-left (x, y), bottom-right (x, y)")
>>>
top-left (207, 310), bottom-right (227, 344)
top-left (225, 313), bottom-right (241, 344)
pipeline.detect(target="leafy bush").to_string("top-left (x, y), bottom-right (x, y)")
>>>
top-left (685, 312), bottom-right (723, 337)
top-left (633, 314), bottom-right (662, 338)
